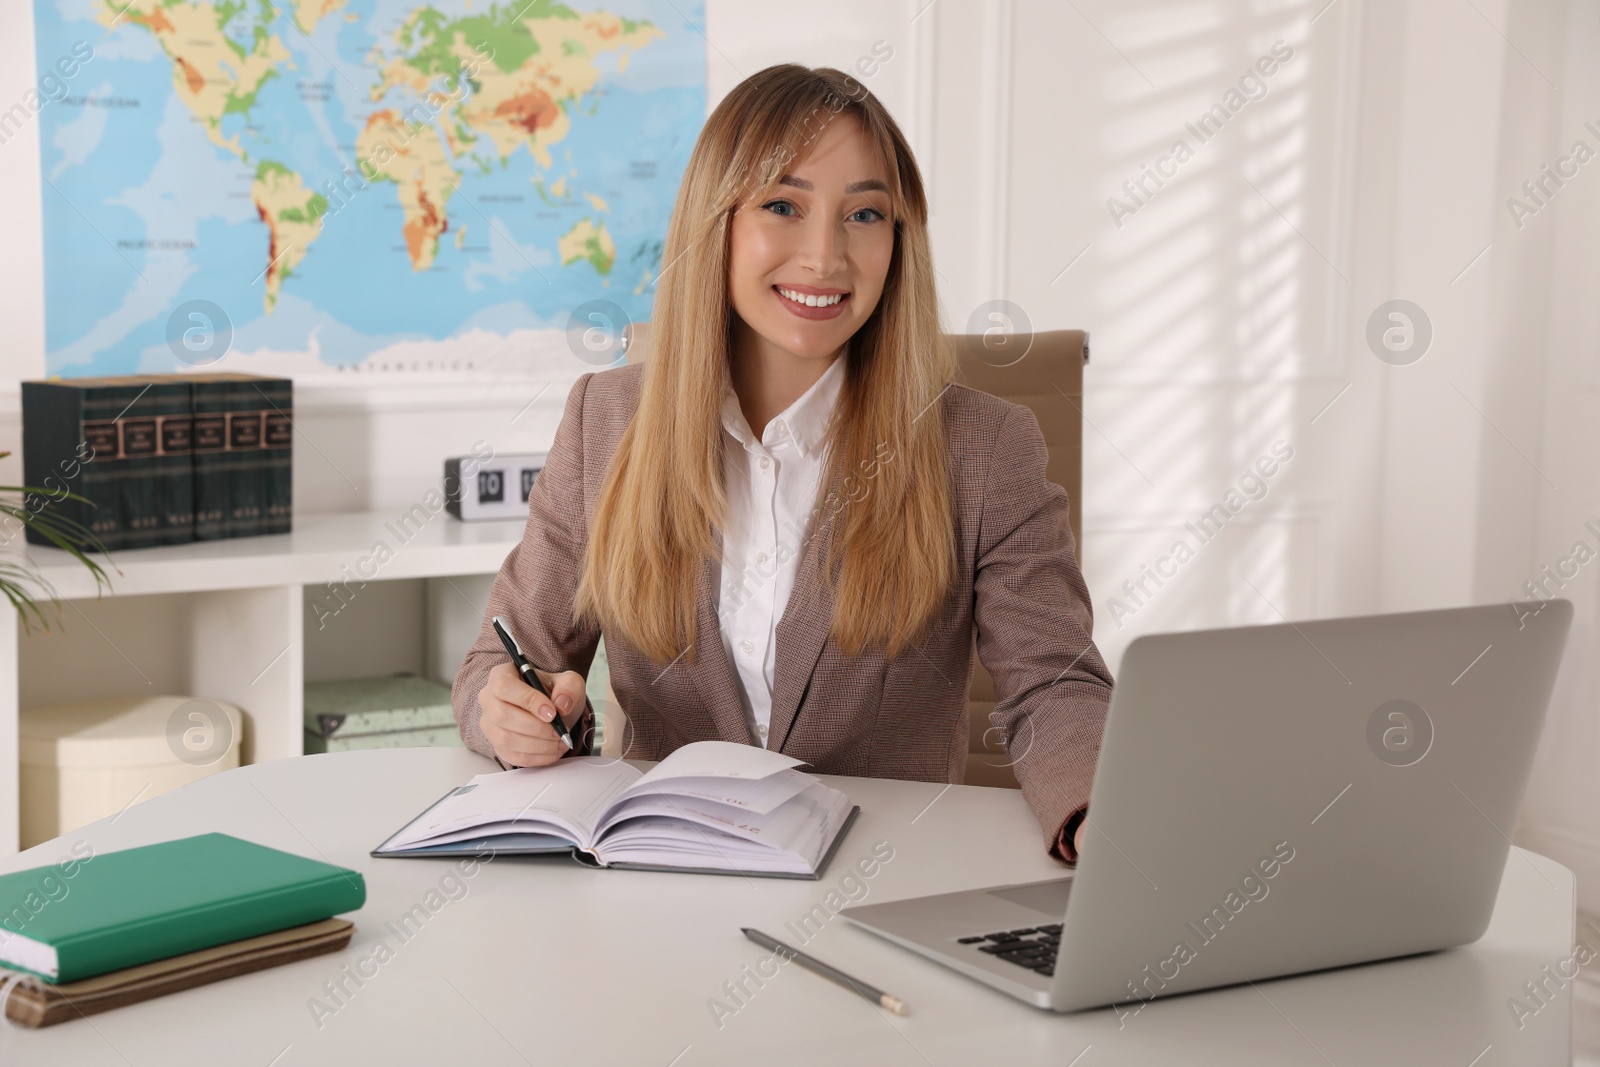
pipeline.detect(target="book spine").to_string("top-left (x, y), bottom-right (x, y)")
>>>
top-left (109, 388), bottom-right (161, 549)
top-left (145, 378), bottom-right (194, 545)
top-left (190, 379), bottom-right (229, 540)
top-left (20, 383), bottom-right (91, 548)
top-left (225, 378), bottom-right (265, 538)
top-left (80, 389), bottom-right (137, 550)
top-left (261, 377), bottom-right (293, 534)
top-left (23, 381), bottom-right (155, 551)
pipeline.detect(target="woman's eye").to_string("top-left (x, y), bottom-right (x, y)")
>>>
top-left (759, 200), bottom-right (886, 223)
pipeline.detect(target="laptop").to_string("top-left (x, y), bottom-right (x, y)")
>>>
top-left (842, 600), bottom-right (1572, 1012)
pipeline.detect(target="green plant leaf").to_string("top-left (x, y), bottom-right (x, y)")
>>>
top-left (0, 478), bottom-right (117, 634)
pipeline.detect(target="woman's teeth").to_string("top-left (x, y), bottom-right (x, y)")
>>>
top-left (777, 287), bottom-right (846, 308)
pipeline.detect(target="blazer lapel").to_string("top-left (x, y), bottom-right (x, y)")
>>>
top-left (768, 502), bottom-right (840, 753)
top-left (687, 526), bottom-right (758, 746)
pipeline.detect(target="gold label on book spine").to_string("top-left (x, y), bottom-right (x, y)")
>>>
top-left (86, 409), bottom-right (287, 456)
top-left (91, 414), bottom-right (200, 458)
top-left (228, 412), bottom-right (262, 449)
top-left (193, 414), bottom-right (226, 452)
top-left (265, 411), bottom-right (292, 448)
top-left (160, 415), bottom-right (193, 453)
top-left (82, 420), bottom-right (119, 458)
top-left (121, 418), bottom-right (157, 456)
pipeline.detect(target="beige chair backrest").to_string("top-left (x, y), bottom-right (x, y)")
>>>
top-left (616, 322), bottom-right (1087, 787)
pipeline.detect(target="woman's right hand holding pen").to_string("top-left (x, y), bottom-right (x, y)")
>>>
top-left (479, 661), bottom-right (589, 768)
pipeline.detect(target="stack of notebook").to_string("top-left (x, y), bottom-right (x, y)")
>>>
top-left (0, 833), bottom-right (364, 1028)
top-left (303, 675), bottom-right (464, 754)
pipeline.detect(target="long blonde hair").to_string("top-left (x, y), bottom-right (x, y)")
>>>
top-left (574, 64), bottom-right (955, 665)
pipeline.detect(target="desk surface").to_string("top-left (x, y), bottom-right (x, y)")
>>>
top-left (0, 749), bottom-right (1576, 1065)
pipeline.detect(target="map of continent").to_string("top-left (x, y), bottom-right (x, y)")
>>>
top-left (34, 0), bottom-right (705, 377)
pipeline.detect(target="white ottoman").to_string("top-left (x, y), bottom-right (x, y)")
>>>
top-left (20, 696), bottom-right (244, 849)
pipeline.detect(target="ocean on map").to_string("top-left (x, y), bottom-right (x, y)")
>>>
top-left (32, 0), bottom-right (707, 378)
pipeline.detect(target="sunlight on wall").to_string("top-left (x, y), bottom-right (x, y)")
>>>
top-left (1046, 0), bottom-right (1341, 671)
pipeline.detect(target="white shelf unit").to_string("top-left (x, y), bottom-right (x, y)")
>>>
top-left (3, 509), bottom-right (529, 857)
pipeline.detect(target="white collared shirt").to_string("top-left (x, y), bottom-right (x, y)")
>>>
top-left (715, 355), bottom-right (847, 748)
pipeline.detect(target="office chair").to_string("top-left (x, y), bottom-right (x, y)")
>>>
top-left (609, 321), bottom-right (1088, 789)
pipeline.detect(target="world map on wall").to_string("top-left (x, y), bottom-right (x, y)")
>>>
top-left (34, 0), bottom-right (705, 377)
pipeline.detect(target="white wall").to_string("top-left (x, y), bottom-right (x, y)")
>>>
top-left (3, 0), bottom-right (1597, 904)
top-left (1518, 0), bottom-right (1600, 910)
top-left (0, 0), bottom-right (47, 423)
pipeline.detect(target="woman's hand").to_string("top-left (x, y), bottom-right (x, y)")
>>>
top-left (1057, 811), bottom-right (1089, 864)
top-left (478, 662), bottom-right (589, 767)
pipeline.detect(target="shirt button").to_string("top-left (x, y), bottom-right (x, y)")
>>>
top-left (760, 457), bottom-right (771, 470)
top-left (741, 639), bottom-right (754, 655)
top-left (758, 723), bottom-right (769, 740)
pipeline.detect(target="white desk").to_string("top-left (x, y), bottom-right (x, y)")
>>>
top-left (0, 748), bottom-right (1576, 1065)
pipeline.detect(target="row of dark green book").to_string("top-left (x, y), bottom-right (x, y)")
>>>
top-left (22, 373), bottom-right (292, 550)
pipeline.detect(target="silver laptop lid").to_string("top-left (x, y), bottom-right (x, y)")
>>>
top-left (1053, 600), bottom-right (1571, 1012)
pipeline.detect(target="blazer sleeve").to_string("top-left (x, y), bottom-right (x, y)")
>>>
top-left (452, 373), bottom-right (604, 761)
top-left (973, 402), bottom-right (1114, 863)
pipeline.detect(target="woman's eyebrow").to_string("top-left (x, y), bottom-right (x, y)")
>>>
top-left (777, 175), bottom-right (890, 194)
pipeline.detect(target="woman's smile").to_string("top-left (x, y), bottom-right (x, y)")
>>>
top-left (773, 283), bottom-right (852, 320)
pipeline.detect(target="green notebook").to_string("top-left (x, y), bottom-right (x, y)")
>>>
top-left (0, 833), bottom-right (365, 984)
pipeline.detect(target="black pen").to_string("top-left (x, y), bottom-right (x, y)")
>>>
top-left (491, 615), bottom-right (573, 750)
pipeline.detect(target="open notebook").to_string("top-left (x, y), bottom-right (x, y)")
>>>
top-left (372, 741), bottom-right (859, 879)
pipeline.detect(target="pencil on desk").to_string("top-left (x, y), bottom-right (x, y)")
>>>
top-left (742, 927), bottom-right (910, 1015)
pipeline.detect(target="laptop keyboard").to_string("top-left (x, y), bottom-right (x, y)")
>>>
top-left (957, 924), bottom-right (1061, 977)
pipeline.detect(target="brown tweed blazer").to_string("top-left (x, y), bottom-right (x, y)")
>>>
top-left (452, 362), bottom-right (1115, 859)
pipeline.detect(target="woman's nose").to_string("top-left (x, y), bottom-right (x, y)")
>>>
top-left (797, 214), bottom-right (848, 276)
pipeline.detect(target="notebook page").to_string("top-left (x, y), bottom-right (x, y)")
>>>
top-left (632, 740), bottom-right (805, 786)
top-left (592, 818), bottom-right (814, 874)
top-left (594, 781), bottom-right (852, 871)
top-left (382, 758), bottom-right (641, 851)
top-left (607, 768), bottom-right (818, 819)
top-left (387, 822), bottom-right (575, 851)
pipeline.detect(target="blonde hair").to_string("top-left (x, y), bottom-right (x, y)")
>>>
top-left (574, 64), bottom-right (955, 665)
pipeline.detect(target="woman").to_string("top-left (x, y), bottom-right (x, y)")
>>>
top-left (452, 64), bottom-right (1113, 865)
